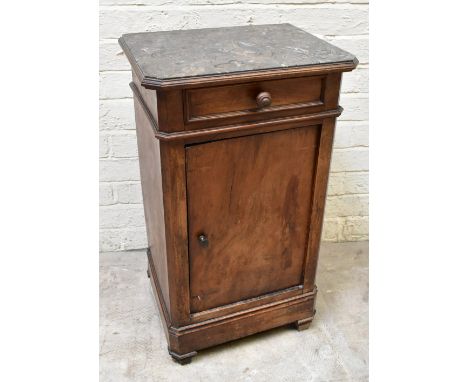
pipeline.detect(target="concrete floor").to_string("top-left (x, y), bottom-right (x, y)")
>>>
top-left (100, 242), bottom-right (368, 382)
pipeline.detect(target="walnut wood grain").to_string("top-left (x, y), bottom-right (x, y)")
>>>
top-left (159, 141), bottom-right (191, 327)
top-left (186, 127), bottom-right (319, 313)
top-left (185, 76), bottom-right (324, 122)
top-left (302, 118), bottom-right (337, 293)
top-left (133, 93), bottom-right (169, 310)
top-left (129, 71), bottom-right (343, 137)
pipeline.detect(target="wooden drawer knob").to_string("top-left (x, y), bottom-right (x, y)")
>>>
top-left (256, 92), bottom-right (272, 108)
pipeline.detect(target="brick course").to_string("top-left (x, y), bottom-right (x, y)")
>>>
top-left (99, 1), bottom-right (369, 250)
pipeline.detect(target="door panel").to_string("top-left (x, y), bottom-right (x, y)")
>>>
top-left (186, 126), bottom-right (320, 313)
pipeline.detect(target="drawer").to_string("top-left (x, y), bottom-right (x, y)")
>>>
top-left (184, 75), bottom-right (333, 129)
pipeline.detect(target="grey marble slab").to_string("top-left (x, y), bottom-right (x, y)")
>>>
top-left (119, 24), bottom-right (356, 81)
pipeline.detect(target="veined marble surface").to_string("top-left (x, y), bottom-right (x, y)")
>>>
top-left (120, 24), bottom-right (356, 80)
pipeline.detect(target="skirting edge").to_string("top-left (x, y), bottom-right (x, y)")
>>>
top-left (147, 248), bottom-right (317, 358)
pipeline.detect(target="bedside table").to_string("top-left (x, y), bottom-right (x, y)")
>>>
top-left (119, 23), bottom-right (358, 364)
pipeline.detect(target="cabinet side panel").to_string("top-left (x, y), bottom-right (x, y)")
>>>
top-left (134, 97), bottom-right (170, 311)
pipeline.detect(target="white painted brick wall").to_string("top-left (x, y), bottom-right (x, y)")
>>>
top-left (99, 0), bottom-right (369, 251)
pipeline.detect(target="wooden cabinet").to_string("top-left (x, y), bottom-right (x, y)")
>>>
top-left (120, 24), bottom-right (357, 364)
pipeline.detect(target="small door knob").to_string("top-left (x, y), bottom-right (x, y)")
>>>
top-left (256, 91), bottom-right (272, 108)
top-left (198, 234), bottom-right (209, 247)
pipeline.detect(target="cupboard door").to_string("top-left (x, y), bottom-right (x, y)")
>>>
top-left (186, 126), bottom-right (320, 313)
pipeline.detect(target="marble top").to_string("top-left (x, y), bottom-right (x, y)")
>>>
top-left (119, 24), bottom-right (356, 81)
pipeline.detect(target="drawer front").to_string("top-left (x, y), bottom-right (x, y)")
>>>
top-left (186, 126), bottom-right (320, 313)
top-left (184, 76), bottom-right (328, 129)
